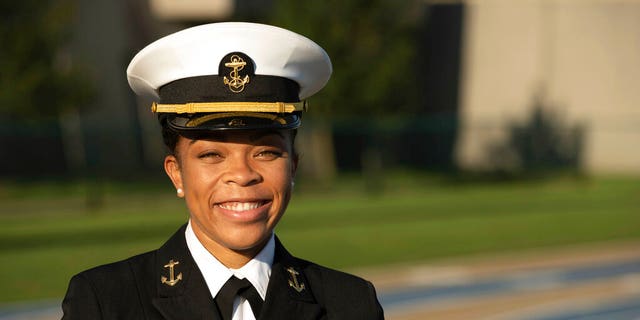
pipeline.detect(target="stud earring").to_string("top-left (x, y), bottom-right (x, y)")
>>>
top-left (176, 188), bottom-right (184, 197)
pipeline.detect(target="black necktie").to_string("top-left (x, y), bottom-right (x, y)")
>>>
top-left (215, 276), bottom-right (263, 320)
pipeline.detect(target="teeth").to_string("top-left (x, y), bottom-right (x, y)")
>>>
top-left (218, 201), bottom-right (263, 212)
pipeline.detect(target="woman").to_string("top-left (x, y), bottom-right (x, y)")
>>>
top-left (62, 22), bottom-right (384, 319)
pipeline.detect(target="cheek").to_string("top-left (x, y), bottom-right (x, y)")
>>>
top-left (181, 165), bottom-right (217, 197)
top-left (271, 161), bottom-right (294, 187)
top-left (273, 163), bottom-right (295, 205)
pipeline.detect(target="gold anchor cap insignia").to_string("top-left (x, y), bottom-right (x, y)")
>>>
top-left (286, 266), bottom-right (305, 293)
top-left (222, 54), bottom-right (251, 93)
top-left (161, 259), bottom-right (183, 286)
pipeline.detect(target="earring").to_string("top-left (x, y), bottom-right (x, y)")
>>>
top-left (176, 188), bottom-right (184, 197)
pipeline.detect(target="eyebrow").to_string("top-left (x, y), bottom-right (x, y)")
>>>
top-left (186, 131), bottom-right (285, 145)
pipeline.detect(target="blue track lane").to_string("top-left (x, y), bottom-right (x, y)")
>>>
top-left (380, 258), bottom-right (640, 318)
top-left (527, 297), bottom-right (640, 320)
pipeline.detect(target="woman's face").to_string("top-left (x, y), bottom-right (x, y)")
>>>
top-left (164, 130), bottom-right (297, 259)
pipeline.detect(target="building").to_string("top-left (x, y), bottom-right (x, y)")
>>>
top-left (456, 0), bottom-right (640, 174)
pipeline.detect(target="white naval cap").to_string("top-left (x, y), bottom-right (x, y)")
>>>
top-left (126, 22), bottom-right (332, 132)
top-left (127, 22), bottom-right (332, 101)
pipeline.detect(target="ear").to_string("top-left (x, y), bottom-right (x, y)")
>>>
top-left (164, 154), bottom-right (184, 197)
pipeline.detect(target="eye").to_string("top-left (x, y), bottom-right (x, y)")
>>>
top-left (255, 149), bottom-right (283, 160)
top-left (198, 151), bottom-right (223, 161)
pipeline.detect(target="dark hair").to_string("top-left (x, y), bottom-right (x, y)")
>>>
top-left (161, 122), bottom-right (181, 155)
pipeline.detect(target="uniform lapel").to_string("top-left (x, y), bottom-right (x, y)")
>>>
top-left (151, 224), bottom-right (221, 320)
top-left (259, 237), bottom-right (325, 320)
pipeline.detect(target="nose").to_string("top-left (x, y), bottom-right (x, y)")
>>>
top-left (222, 156), bottom-right (262, 186)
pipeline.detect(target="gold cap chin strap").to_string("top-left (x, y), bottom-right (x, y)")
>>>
top-left (151, 101), bottom-right (307, 114)
top-left (186, 112), bottom-right (288, 127)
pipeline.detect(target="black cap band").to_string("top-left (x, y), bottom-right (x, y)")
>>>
top-left (156, 51), bottom-right (303, 133)
top-left (158, 52), bottom-right (300, 104)
top-left (158, 75), bottom-right (300, 104)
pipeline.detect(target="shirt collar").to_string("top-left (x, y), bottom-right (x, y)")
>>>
top-left (185, 220), bottom-right (274, 300)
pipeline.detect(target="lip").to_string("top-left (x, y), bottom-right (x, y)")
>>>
top-left (214, 199), bottom-right (272, 222)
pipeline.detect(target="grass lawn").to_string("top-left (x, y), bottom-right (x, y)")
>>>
top-left (0, 173), bottom-right (638, 303)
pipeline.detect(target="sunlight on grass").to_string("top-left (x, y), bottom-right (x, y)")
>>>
top-left (0, 174), bottom-right (638, 302)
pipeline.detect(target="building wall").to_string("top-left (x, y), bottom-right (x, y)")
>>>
top-left (456, 0), bottom-right (640, 174)
top-left (70, 0), bottom-right (142, 172)
top-left (67, 0), bottom-right (182, 175)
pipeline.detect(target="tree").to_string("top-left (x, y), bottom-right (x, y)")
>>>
top-left (0, 0), bottom-right (93, 119)
top-left (1, 0), bottom-right (95, 179)
top-left (268, 0), bottom-right (423, 185)
top-left (270, 0), bottom-right (421, 116)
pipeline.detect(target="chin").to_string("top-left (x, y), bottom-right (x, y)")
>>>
top-left (222, 226), bottom-right (272, 252)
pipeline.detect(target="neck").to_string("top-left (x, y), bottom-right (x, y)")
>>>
top-left (215, 245), bottom-right (264, 269)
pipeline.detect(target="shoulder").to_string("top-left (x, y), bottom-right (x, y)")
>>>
top-left (296, 257), bottom-right (384, 319)
top-left (273, 237), bottom-right (384, 318)
top-left (63, 252), bottom-right (154, 314)
top-left (65, 250), bottom-right (157, 303)
top-left (62, 225), bottom-right (193, 319)
top-left (62, 250), bottom-right (157, 319)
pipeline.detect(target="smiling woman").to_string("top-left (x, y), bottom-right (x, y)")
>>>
top-left (60, 22), bottom-right (383, 320)
top-left (165, 131), bottom-right (297, 268)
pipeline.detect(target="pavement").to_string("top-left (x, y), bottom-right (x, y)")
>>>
top-left (2, 240), bottom-right (640, 320)
top-left (357, 240), bottom-right (640, 320)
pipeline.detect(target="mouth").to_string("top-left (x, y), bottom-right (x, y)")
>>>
top-left (216, 200), bottom-right (270, 212)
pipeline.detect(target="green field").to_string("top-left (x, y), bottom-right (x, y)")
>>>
top-left (0, 173), bottom-right (638, 303)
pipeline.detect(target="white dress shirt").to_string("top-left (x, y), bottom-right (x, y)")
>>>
top-left (185, 221), bottom-right (274, 320)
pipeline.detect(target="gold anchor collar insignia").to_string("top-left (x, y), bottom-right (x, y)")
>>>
top-left (221, 52), bottom-right (253, 93)
top-left (286, 266), bottom-right (305, 293)
top-left (161, 259), bottom-right (183, 286)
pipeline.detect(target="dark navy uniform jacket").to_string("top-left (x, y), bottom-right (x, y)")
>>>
top-left (61, 225), bottom-right (384, 319)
